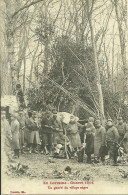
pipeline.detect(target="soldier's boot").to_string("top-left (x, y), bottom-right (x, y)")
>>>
top-left (94, 156), bottom-right (99, 163)
top-left (113, 155), bottom-right (118, 166)
top-left (14, 150), bottom-right (17, 157)
top-left (49, 146), bottom-right (54, 157)
top-left (29, 146), bottom-right (32, 154)
top-left (15, 149), bottom-right (20, 158)
top-left (101, 156), bottom-right (105, 165)
top-left (34, 144), bottom-right (39, 154)
top-left (44, 146), bottom-right (49, 155)
top-left (87, 155), bottom-right (92, 164)
top-left (21, 148), bottom-right (26, 154)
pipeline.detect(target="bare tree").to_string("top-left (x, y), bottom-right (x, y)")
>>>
top-left (86, 0), bottom-right (105, 120)
top-left (112, 0), bottom-right (127, 100)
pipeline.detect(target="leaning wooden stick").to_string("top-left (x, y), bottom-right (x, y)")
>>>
top-left (64, 127), bottom-right (69, 159)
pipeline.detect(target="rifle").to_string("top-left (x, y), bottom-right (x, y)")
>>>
top-left (64, 127), bottom-right (70, 159)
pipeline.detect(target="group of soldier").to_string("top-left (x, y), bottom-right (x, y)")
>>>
top-left (1, 108), bottom-right (128, 166)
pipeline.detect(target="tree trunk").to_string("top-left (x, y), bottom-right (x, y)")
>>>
top-left (29, 43), bottom-right (39, 88)
top-left (112, 25), bottom-right (115, 93)
top-left (23, 57), bottom-right (26, 94)
top-left (113, 0), bottom-right (127, 99)
top-left (2, 0), bottom-right (21, 95)
top-left (86, 0), bottom-right (104, 121)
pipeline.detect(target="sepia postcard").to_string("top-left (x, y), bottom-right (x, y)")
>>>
top-left (1, 0), bottom-right (128, 194)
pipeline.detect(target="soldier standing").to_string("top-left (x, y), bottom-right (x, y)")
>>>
top-left (116, 117), bottom-right (128, 145)
top-left (94, 120), bottom-right (106, 163)
top-left (85, 128), bottom-right (94, 163)
top-left (66, 115), bottom-right (82, 156)
top-left (52, 111), bottom-right (64, 146)
top-left (17, 110), bottom-right (26, 154)
top-left (106, 119), bottom-right (119, 165)
top-left (1, 110), bottom-right (13, 163)
top-left (11, 112), bottom-right (20, 158)
top-left (29, 111), bottom-right (40, 153)
top-left (41, 111), bottom-right (54, 155)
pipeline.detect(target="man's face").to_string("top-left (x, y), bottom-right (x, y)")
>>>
top-left (95, 120), bottom-right (101, 128)
top-left (107, 121), bottom-right (113, 126)
top-left (11, 116), bottom-right (14, 121)
top-left (88, 117), bottom-right (94, 123)
top-left (95, 125), bottom-right (100, 128)
top-left (1, 114), bottom-right (6, 120)
top-left (118, 119), bottom-right (123, 124)
top-left (53, 114), bottom-right (57, 119)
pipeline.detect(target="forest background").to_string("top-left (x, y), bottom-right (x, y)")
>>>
top-left (1, 0), bottom-right (128, 121)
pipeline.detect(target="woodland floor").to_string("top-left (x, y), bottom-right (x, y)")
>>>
top-left (3, 153), bottom-right (128, 194)
top-left (6, 153), bottom-right (128, 184)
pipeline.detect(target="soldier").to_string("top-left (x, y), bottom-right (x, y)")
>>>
top-left (29, 111), bottom-right (40, 153)
top-left (86, 117), bottom-right (96, 135)
top-left (41, 111), bottom-right (54, 155)
top-left (94, 120), bottom-right (106, 163)
top-left (24, 110), bottom-right (31, 150)
top-left (1, 110), bottom-right (13, 163)
top-left (66, 115), bottom-right (82, 156)
top-left (116, 117), bottom-right (128, 145)
top-left (52, 110), bottom-right (64, 146)
top-left (85, 128), bottom-right (94, 164)
top-left (25, 111), bottom-right (33, 151)
top-left (17, 110), bottom-right (26, 154)
top-left (123, 130), bottom-right (128, 153)
top-left (106, 119), bottom-right (119, 165)
top-left (11, 112), bottom-right (20, 158)
top-left (52, 111), bottom-right (70, 158)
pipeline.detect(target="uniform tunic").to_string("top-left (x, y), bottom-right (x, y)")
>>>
top-left (25, 117), bottom-right (33, 144)
top-left (86, 122), bottom-right (96, 134)
top-left (11, 119), bottom-right (20, 150)
top-left (94, 126), bottom-right (106, 157)
top-left (41, 117), bottom-right (54, 146)
top-left (116, 123), bottom-right (128, 136)
top-left (17, 115), bottom-right (26, 147)
top-left (67, 122), bottom-right (81, 148)
top-left (106, 126), bottom-right (119, 162)
top-left (106, 126), bottom-right (119, 143)
top-left (116, 123), bottom-right (128, 143)
top-left (2, 119), bottom-right (12, 156)
top-left (123, 131), bottom-right (128, 153)
top-left (28, 118), bottom-right (40, 144)
top-left (53, 119), bottom-right (65, 145)
top-left (1, 118), bottom-right (13, 170)
top-left (85, 133), bottom-right (94, 155)
top-left (41, 117), bottom-right (54, 134)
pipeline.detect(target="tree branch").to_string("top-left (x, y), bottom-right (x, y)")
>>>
top-left (12, 0), bottom-right (45, 18)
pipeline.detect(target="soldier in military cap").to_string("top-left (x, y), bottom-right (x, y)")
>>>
top-left (94, 119), bottom-right (106, 163)
top-left (1, 110), bottom-right (13, 162)
top-left (106, 119), bottom-right (119, 165)
top-left (41, 110), bottom-right (54, 155)
top-left (85, 128), bottom-right (94, 163)
top-left (52, 110), bottom-right (64, 145)
top-left (11, 112), bottom-right (20, 158)
top-left (29, 111), bottom-right (40, 153)
top-left (17, 109), bottom-right (26, 154)
top-left (116, 117), bottom-right (128, 145)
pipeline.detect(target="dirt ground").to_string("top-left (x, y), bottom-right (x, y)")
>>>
top-left (2, 153), bottom-right (128, 194)
top-left (6, 153), bottom-right (128, 184)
